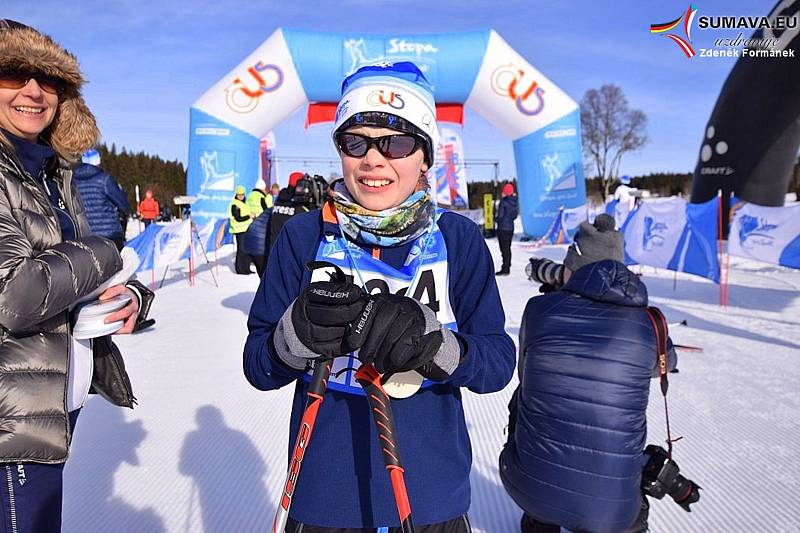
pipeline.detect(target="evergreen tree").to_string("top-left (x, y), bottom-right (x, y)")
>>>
top-left (95, 143), bottom-right (186, 218)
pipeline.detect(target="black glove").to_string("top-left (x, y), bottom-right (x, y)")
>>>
top-left (347, 293), bottom-right (459, 381)
top-left (291, 279), bottom-right (367, 356)
top-left (272, 262), bottom-right (368, 371)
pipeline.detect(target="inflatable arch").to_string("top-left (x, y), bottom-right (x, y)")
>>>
top-left (691, 0), bottom-right (800, 219)
top-left (187, 29), bottom-right (587, 237)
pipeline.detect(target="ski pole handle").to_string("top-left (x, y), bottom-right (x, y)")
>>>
top-left (273, 357), bottom-right (333, 533)
top-left (355, 363), bottom-right (415, 533)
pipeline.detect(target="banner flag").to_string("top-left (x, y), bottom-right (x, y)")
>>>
top-left (728, 198), bottom-right (800, 269)
top-left (125, 219), bottom-right (233, 274)
top-left (622, 197), bottom-right (720, 282)
top-left (432, 126), bottom-right (469, 207)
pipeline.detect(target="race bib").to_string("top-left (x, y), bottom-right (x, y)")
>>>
top-left (305, 219), bottom-right (457, 395)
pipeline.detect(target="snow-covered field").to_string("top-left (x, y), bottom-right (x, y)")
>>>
top-left (63, 234), bottom-right (800, 532)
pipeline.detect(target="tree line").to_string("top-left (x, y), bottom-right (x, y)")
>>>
top-left (465, 172), bottom-right (694, 210)
top-left (95, 143), bottom-right (186, 217)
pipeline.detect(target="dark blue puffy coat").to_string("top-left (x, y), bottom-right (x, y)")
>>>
top-left (495, 195), bottom-right (518, 232)
top-left (73, 163), bottom-right (130, 239)
top-left (500, 260), bottom-right (676, 533)
top-left (243, 209), bottom-right (270, 256)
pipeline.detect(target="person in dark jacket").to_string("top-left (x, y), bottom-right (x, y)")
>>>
top-left (73, 149), bottom-right (131, 250)
top-left (244, 62), bottom-right (515, 532)
top-left (264, 171), bottom-right (310, 261)
top-left (495, 182), bottom-right (518, 276)
top-left (243, 207), bottom-right (271, 277)
top-left (0, 20), bottom-right (152, 531)
top-left (500, 214), bottom-right (677, 533)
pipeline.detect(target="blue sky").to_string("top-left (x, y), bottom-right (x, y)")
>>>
top-left (4, 0), bottom-right (779, 182)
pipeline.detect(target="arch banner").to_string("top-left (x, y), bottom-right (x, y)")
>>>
top-left (187, 29), bottom-right (586, 236)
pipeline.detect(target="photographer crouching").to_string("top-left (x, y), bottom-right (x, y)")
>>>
top-left (500, 214), bottom-right (700, 533)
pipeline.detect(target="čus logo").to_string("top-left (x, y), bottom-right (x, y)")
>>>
top-left (490, 63), bottom-right (545, 116)
top-left (739, 215), bottom-right (777, 248)
top-left (367, 90), bottom-right (405, 109)
top-left (643, 217), bottom-right (669, 250)
top-left (650, 5), bottom-right (698, 58)
top-left (225, 62), bottom-right (283, 113)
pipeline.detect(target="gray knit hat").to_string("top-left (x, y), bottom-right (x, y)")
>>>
top-left (564, 214), bottom-right (624, 273)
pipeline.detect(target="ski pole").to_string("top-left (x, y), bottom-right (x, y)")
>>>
top-left (354, 363), bottom-right (415, 533)
top-left (273, 356), bottom-right (333, 533)
top-left (674, 344), bottom-right (703, 352)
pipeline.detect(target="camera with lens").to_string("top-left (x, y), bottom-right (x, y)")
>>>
top-left (293, 174), bottom-right (329, 209)
top-left (526, 257), bottom-right (565, 293)
top-left (641, 445), bottom-right (701, 512)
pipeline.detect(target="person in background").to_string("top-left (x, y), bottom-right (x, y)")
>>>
top-left (494, 182), bottom-right (518, 276)
top-left (246, 179), bottom-right (272, 217)
top-left (244, 201), bottom-right (271, 277)
top-left (500, 214), bottom-right (678, 533)
top-left (265, 171), bottom-right (310, 260)
top-left (138, 189), bottom-right (159, 227)
top-left (613, 175), bottom-right (638, 227)
top-left (229, 185), bottom-right (253, 275)
top-left (73, 148), bottom-right (130, 250)
top-left (0, 19), bottom-right (153, 531)
top-left (270, 182), bottom-right (280, 204)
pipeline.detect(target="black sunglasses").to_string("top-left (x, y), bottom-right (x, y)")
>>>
top-left (0, 69), bottom-right (65, 95)
top-left (335, 132), bottom-right (424, 160)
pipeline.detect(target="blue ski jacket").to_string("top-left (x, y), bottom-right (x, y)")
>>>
top-left (495, 195), bottom-right (518, 232)
top-left (73, 163), bottom-right (130, 239)
top-left (244, 208), bottom-right (515, 528)
top-left (500, 260), bottom-right (676, 533)
top-left (243, 208), bottom-right (270, 256)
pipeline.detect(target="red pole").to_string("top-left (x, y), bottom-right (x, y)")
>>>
top-left (723, 244), bottom-right (732, 307)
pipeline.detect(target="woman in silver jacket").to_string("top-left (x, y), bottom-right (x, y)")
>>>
top-left (0, 20), bottom-right (151, 531)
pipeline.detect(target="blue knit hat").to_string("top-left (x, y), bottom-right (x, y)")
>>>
top-left (82, 148), bottom-right (101, 166)
top-left (332, 62), bottom-right (439, 166)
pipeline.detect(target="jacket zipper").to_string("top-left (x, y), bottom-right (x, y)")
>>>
top-left (5, 466), bottom-right (18, 533)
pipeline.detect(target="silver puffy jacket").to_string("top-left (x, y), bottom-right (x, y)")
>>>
top-left (0, 143), bottom-right (131, 464)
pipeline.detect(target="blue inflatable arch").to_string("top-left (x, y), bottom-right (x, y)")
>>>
top-left (187, 29), bottom-right (586, 237)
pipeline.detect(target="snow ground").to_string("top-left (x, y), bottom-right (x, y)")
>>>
top-left (63, 233), bottom-right (800, 532)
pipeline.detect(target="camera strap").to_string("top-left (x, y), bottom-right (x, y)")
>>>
top-left (645, 306), bottom-right (680, 459)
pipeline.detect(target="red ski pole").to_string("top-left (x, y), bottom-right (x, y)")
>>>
top-left (355, 363), bottom-right (415, 533)
top-left (273, 356), bottom-right (333, 533)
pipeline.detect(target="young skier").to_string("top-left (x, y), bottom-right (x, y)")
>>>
top-left (244, 62), bottom-right (515, 532)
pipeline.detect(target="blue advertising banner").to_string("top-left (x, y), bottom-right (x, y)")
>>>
top-left (187, 109), bottom-right (259, 224)
top-left (282, 29), bottom-right (488, 103)
top-left (513, 109), bottom-right (586, 237)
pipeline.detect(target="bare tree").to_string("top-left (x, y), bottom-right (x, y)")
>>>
top-left (580, 85), bottom-right (648, 200)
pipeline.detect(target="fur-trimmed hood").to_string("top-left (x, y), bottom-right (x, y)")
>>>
top-left (0, 22), bottom-right (99, 162)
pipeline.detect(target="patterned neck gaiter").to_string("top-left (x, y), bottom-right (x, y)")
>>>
top-left (331, 180), bottom-right (435, 247)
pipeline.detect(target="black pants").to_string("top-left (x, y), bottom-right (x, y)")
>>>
top-left (497, 229), bottom-right (513, 272)
top-left (249, 254), bottom-right (266, 277)
top-left (234, 233), bottom-right (252, 275)
top-left (520, 497), bottom-right (649, 533)
top-left (286, 514), bottom-right (471, 532)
